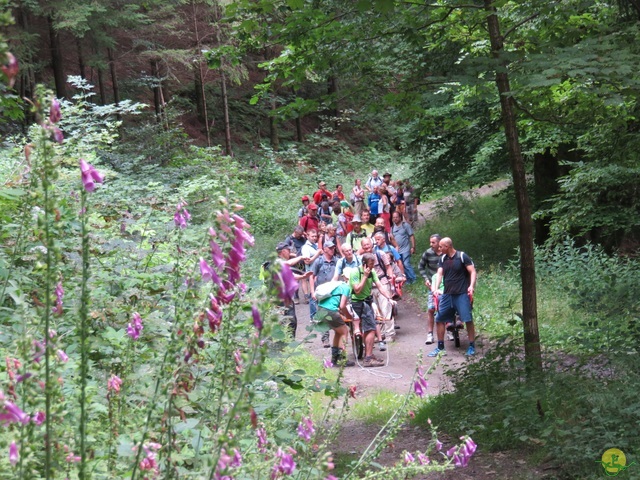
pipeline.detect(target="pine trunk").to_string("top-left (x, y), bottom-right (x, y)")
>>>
top-left (269, 93), bottom-right (279, 151)
top-left (47, 16), bottom-right (67, 99)
top-left (485, 0), bottom-right (542, 373)
top-left (77, 38), bottom-right (86, 79)
top-left (107, 47), bottom-right (120, 106)
top-left (151, 59), bottom-right (162, 118)
top-left (221, 69), bottom-right (232, 155)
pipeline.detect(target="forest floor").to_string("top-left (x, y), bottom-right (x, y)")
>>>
top-left (294, 180), bottom-right (549, 479)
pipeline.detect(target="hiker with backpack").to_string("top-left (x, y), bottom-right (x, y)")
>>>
top-left (349, 252), bottom-right (394, 367)
top-left (315, 280), bottom-right (356, 367)
top-left (310, 239), bottom-right (339, 348)
top-left (428, 237), bottom-right (477, 357)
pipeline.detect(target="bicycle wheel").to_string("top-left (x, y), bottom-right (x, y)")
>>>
top-left (354, 334), bottom-right (364, 360)
top-left (454, 328), bottom-right (461, 348)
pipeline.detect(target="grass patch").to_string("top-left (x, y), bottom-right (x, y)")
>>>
top-left (414, 190), bottom-right (519, 269)
top-left (351, 389), bottom-right (419, 426)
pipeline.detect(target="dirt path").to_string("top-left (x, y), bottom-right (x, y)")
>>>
top-left (293, 179), bottom-right (546, 478)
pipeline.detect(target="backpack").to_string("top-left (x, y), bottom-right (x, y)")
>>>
top-left (315, 280), bottom-right (346, 301)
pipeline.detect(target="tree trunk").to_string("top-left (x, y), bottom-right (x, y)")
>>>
top-left (151, 59), bottom-right (162, 118)
top-left (47, 15), bottom-right (67, 99)
top-left (107, 47), bottom-right (120, 106)
top-left (77, 38), bottom-right (86, 79)
top-left (270, 93), bottom-right (279, 151)
top-left (327, 74), bottom-right (339, 131)
top-left (296, 116), bottom-right (303, 142)
top-left (485, 0), bottom-right (542, 373)
top-left (220, 70), bottom-right (232, 154)
top-left (192, 0), bottom-right (212, 147)
top-left (97, 66), bottom-right (107, 105)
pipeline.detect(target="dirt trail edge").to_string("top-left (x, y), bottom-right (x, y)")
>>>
top-left (294, 179), bottom-right (545, 479)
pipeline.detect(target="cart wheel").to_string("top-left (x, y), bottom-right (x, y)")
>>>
top-left (454, 328), bottom-right (461, 348)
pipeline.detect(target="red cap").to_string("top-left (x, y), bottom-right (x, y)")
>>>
top-left (301, 195), bottom-right (310, 202)
top-left (307, 203), bottom-right (318, 210)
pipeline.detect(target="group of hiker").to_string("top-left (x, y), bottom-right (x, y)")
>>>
top-left (270, 170), bottom-right (478, 367)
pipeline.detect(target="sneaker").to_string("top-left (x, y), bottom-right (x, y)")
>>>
top-left (427, 347), bottom-right (446, 357)
top-left (425, 332), bottom-right (434, 345)
top-left (394, 325), bottom-right (401, 330)
top-left (446, 331), bottom-right (455, 341)
top-left (363, 356), bottom-right (385, 368)
top-left (379, 341), bottom-right (387, 351)
top-left (466, 345), bottom-right (476, 356)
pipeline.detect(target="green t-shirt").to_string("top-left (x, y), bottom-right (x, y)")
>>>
top-left (318, 282), bottom-right (351, 311)
top-left (349, 267), bottom-right (379, 301)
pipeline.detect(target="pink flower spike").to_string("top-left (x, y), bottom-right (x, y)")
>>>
top-left (79, 159), bottom-right (103, 192)
top-left (2, 53), bottom-right (19, 88)
top-left (414, 380), bottom-right (425, 398)
top-left (107, 374), bottom-right (122, 393)
top-left (252, 305), bottom-right (263, 331)
top-left (323, 358), bottom-right (333, 369)
top-left (49, 98), bottom-right (62, 123)
top-left (464, 437), bottom-right (477, 456)
top-left (404, 451), bottom-right (415, 464)
top-left (9, 441), bottom-right (18, 466)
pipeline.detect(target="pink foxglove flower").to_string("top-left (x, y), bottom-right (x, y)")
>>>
top-left (323, 358), bottom-right (333, 369)
top-left (231, 448), bottom-right (242, 468)
top-left (413, 380), bottom-right (426, 398)
top-left (57, 350), bottom-right (69, 363)
top-left (9, 441), bottom-right (18, 466)
top-left (127, 312), bottom-right (143, 340)
top-left (256, 427), bottom-right (268, 453)
top-left (2, 53), bottom-right (19, 87)
top-left (199, 258), bottom-right (215, 283)
top-left (51, 126), bottom-right (64, 144)
top-left (52, 281), bottom-right (64, 316)
top-left (417, 452), bottom-right (430, 465)
top-left (32, 411), bottom-right (46, 425)
top-left (272, 447), bottom-right (296, 478)
top-left (0, 402), bottom-right (30, 425)
top-left (49, 98), bottom-right (62, 123)
top-left (79, 159), bottom-right (104, 192)
top-left (404, 451), bottom-right (415, 464)
top-left (297, 417), bottom-right (315, 442)
top-left (252, 305), bottom-right (263, 331)
top-left (173, 201), bottom-right (190, 229)
top-left (435, 439), bottom-right (443, 451)
top-left (107, 374), bottom-right (122, 393)
top-left (275, 264), bottom-right (299, 303)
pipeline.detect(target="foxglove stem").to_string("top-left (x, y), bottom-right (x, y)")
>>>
top-left (78, 189), bottom-right (90, 478)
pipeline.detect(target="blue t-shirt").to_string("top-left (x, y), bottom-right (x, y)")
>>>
top-left (318, 282), bottom-right (351, 311)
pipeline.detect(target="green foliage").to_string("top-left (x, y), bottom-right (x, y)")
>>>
top-left (416, 235), bottom-right (640, 479)
top-left (414, 190), bottom-right (519, 268)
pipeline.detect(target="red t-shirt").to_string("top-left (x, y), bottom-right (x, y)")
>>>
top-left (313, 189), bottom-right (329, 205)
top-left (299, 214), bottom-right (319, 232)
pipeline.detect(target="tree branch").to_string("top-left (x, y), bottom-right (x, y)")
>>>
top-left (502, 12), bottom-right (540, 40)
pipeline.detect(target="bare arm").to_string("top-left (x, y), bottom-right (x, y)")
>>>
top-left (431, 267), bottom-right (444, 295)
top-left (467, 264), bottom-right (477, 295)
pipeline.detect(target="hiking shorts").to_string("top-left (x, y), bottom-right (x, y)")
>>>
top-left (435, 293), bottom-right (473, 323)
top-left (315, 307), bottom-right (345, 329)
top-left (351, 299), bottom-right (376, 333)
